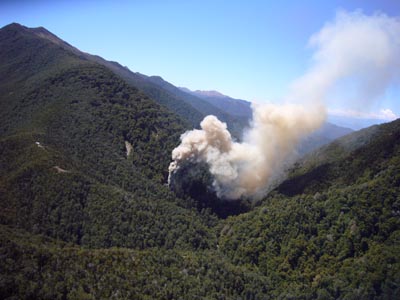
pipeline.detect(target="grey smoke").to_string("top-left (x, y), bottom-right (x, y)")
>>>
top-left (169, 10), bottom-right (400, 199)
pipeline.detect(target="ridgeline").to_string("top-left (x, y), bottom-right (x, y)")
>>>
top-left (0, 23), bottom-right (399, 299)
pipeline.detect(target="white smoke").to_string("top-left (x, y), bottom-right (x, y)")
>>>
top-left (291, 10), bottom-right (400, 106)
top-left (169, 10), bottom-right (400, 199)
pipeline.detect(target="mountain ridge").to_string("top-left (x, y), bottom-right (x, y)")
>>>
top-left (6, 22), bottom-right (353, 147)
top-left (2, 23), bottom-right (247, 137)
top-left (180, 86), bottom-right (253, 118)
top-left (1, 23), bottom-right (399, 299)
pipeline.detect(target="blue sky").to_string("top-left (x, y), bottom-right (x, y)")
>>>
top-left (1, 0), bottom-right (399, 128)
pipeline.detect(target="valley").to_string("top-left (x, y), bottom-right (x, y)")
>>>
top-left (0, 23), bottom-right (399, 299)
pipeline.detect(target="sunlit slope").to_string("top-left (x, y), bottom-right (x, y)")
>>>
top-left (0, 23), bottom-right (216, 250)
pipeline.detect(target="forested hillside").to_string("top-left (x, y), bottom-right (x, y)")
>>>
top-left (0, 23), bottom-right (399, 299)
top-left (0, 23), bottom-right (216, 251)
top-left (220, 119), bottom-right (400, 298)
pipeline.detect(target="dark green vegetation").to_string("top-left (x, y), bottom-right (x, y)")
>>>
top-left (0, 22), bottom-right (218, 251)
top-left (1, 23), bottom-right (399, 299)
top-left (223, 120), bottom-right (400, 299)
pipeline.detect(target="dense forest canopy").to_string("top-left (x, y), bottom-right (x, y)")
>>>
top-left (0, 23), bottom-right (399, 299)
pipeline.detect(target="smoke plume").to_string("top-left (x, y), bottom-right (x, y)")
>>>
top-left (169, 10), bottom-right (400, 199)
top-left (291, 10), bottom-right (400, 107)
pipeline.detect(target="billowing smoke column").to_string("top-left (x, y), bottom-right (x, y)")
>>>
top-left (169, 10), bottom-right (400, 200)
top-left (168, 104), bottom-right (324, 199)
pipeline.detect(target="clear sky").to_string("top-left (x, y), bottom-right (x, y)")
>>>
top-left (1, 0), bottom-right (399, 127)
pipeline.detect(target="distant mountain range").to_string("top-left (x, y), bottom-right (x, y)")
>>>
top-left (327, 114), bottom-right (391, 130)
top-left (180, 87), bottom-right (253, 118)
top-left (1, 23), bottom-right (399, 299)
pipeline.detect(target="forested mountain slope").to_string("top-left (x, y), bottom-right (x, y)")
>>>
top-left (220, 118), bottom-right (400, 298)
top-left (7, 23), bottom-right (248, 138)
top-left (1, 23), bottom-right (399, 300)
top-left (0, 23), bottom-right (270, 299)
top-left (0, 22), bottom-right (216, 250)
